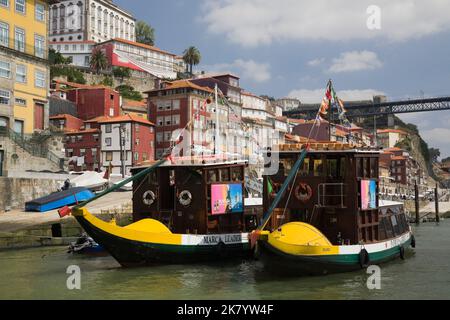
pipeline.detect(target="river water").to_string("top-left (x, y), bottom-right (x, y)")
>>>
top-left (1, 221), bottom-right (449, 300)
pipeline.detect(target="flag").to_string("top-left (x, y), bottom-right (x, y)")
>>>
top-left (338, 99), bottom-right (346, 113)
top-left (267, 178), bottom-right (274, 195)
top-left (319, 98), bottom-right (329, 116)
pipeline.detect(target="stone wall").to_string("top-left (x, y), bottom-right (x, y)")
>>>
top-left (0, 135), bottom-right (63, 177)
top-left (55, 69), bottom-right (156, 95)
top-left (0, 177), bottom-right (65, 211)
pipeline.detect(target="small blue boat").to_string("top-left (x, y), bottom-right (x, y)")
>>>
top-left (25, 187), bottom-right (95, 212)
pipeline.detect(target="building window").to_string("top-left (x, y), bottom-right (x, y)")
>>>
top-left (35, 34), bottom-right (45, 58)
top-left (15, 0), bottom-right (25, 14)
top-left (35, 2), bottom-right (45, 21)
top-left (0, 22), bottom-right (8, 47)
top-left (164, 131), bottom-right (172, 142)
top-left (172, 114), bottom-right (180, 125)
top-left (0, 60), bottom-right (10, 78)
top-left (0, 89), bottom-right (10, 104)
top-left (142, 153), bottom-right (147, 161)
top-left (14, 119), bottom-right (23, 134)
top-left (105, 151), bottom-right (112, 161)
top-left (34, 70), bottom-right (46, 88)
top-left (14, 27), bottom-right (25, 52)
top-left (134, 152), bottom-right (139, 161)
top-left (156, 132), bottom-right (163, 143)
top-left (0, 0), bottom-right (9, 8)
top-left (105, 137), bottom-right (112, 146)
top-left (135, 138), bottom-right (140, 146)
top-left (105, 124), bottom-right (112, 133)
top-left (135, 123), bottom-right (139, 132)
top-left (15, 98), bottom-right (26, 106)
top-left (16, 64), bottom-right (26, 83)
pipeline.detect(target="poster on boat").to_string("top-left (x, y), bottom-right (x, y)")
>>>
top-left (211, 184), bottom-right (243, 215)
top-left (361, 180), bottom-right (377, 210)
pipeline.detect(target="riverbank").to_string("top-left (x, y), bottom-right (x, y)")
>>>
top-left (0, 191), bottom-right (132, 250)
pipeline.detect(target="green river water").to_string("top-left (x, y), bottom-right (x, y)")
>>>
top-left (0, 221), bottom-right (449, 300)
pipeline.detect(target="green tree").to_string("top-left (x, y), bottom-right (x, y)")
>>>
top-left (183, 46), bottom-right (201, 75)
top-left (90, 49), bottom-right (108, 74)
top-left (115, 85), bottom-right (143, 101)
top-left (100, 75), bottom-right (114, 87)
top-left (136, 21), bottom-right (155, 46)
top-left (49, 48), bottom-right (72, 65)
top-left (112, 67), bottom-right (132, 82)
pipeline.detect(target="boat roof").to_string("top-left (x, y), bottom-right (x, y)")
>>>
top-left (276, 142), bottom-right (381, 154)
top-left (132, 156), bottom-right (248, 170)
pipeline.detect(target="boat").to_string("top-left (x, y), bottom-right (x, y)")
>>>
top-left (67, 233), bottom-right (106, 256)
top-left (26, 187), bottom-right (95, 212)
top-left (253, 142), bottom-right (415, 276)
top-left (68, 171), bottom-right (109, 192)
top-left (66, 157), bottom-right (262, 266)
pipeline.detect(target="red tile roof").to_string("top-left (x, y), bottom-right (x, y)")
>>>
top-left (66, 129), bottom-right (100, 135)
top-left (98, 114), bottom-right (155, 126)
top-left (49, 114), bottom-right (82, 121)
top-left (377, 129), bottom-right (407, 135)
top-left (145, 80), bottom-right (214, 94)
top-left (110, 38), bottom-right (177, 56)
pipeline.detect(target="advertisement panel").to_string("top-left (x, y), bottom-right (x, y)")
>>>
top-left (211, 184), bottom-right (243, 215)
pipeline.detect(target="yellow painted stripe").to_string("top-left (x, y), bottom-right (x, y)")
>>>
top-left (74, 207), bottom-right (183, 245)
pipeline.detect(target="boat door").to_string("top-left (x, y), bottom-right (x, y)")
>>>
top-left (158, 168), bottom-right (176, 227)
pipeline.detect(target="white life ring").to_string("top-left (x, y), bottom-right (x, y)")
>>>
top-left (143, 190), bottom-right (156, 206)
top-left (179, 190), bottom-right (192, 206)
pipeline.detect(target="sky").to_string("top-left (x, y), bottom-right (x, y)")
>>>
top-left (115, 0), bottom-right (450, 158)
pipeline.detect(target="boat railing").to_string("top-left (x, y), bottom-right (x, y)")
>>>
top-left (318, 183), bottom-right (347, 208)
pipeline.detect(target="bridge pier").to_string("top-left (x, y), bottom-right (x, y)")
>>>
top-left (387, 114), bottom-right (395, 127)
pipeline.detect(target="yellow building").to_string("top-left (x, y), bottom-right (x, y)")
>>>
top-left (0, 0), bottom-right (52, 134)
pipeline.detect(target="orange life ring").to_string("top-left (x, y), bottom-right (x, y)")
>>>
top-left (295, 183), bottom-right (313, 202)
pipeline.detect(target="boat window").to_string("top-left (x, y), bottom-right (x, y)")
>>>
top-left (356, 157), bottom-right (363, 177)
top-left (169, 170), bottom-right (175, 186)
top-left (300, 158), bottom-right (310, 176)
top-left (280, 158), bottom-right (294, 176)
top-left (313, 159), bottom-right (323, 177)
top-left (326, 158), bottom-right (339, 179)
top-left (147, 171), bottom-right (157, 185)
top-left (379, 218), bottom-right (387, 240)
top-left (363, 158), bottom-right (369, 178)
top-left (384, 216), bottom-right (394, 238)
top-left (340, 157), bottom-right (346, 178)
top-left (208, 170), bottom-right (218, 183)
top-left (231, 167), bottom-right (243, 181)
top-left (220, 168), bottom-right (230, 182)
top-left (370, 157), bottom-right (378, 178)
top-left (390, 215), bottom-right (400, 236)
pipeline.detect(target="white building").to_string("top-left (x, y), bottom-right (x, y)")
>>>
top-left (49, 40), bottom-right (95, 67)
top-left (49, 0), bottom-right (135, 44)
top-left (241, 92), bottom-right (287, 169)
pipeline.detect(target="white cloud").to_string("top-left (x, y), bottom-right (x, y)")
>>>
top-left (202, 59), bottom-right (271, 83)
top-left (288, 88), bottom-right (385, 103)
top-left (201, 0), bottom-right (450, 47)
top-left (307, 58), bottom-right (325, 67)
top-left (329, 51), bottom-right (383, 73)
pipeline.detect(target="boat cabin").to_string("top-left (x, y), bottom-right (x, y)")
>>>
top-left (131, 158), bottom-right (260, 235)
top-left (263, 143), bottom-right (410, 245)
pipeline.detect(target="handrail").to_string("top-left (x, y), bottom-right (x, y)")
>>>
top-left (257, 148), bottom-right (308, 230)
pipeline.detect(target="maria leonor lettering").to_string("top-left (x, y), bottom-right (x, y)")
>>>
top-left (202, 234), bottom-right (242, 245)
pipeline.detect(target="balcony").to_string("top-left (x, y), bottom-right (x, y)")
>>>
top-left (0, 37), bottom-right (48, 61)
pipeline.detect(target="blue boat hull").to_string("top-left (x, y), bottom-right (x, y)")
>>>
top-left (25, 189), bottom-right (94, 212)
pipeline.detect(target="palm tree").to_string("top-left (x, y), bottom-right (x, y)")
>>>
top-left (90, 49), bottom-right (108, 74)
top-left (183, 46), bottom-right (201, 76)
